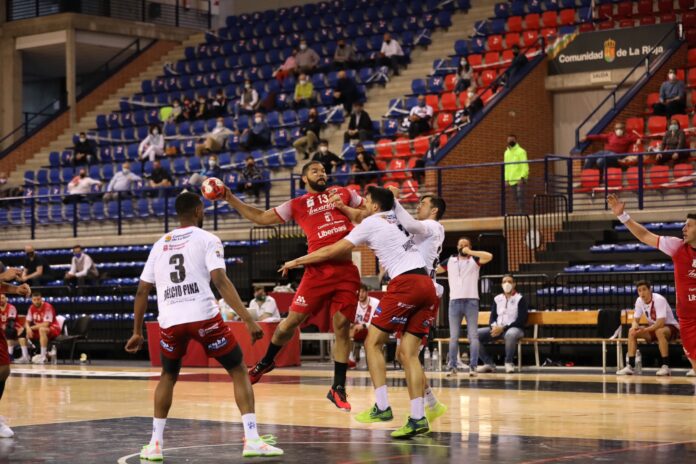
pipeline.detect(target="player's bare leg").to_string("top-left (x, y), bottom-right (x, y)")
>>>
top-left (36, 327), bottom-right (50, 363)
top-left (0, 365), bottom-right (12, 438)
top-left (686, 356), bottom-right (696, 377)
top-left (17, 337), bottom-right (31, 364)
top-left (355, 326), bottom-right (394, 423)
top-left (391, 332), bottom-right (430, 439)
top-left (326, 311), bottom-right (353, 411)
top-left (141, 358), bottom-right (180, 461)
top-left (396, 347), bottom-right (447, 424)
top-left (249, 311), bottom-right (309, 384)
top-left (617, 329), bottom-right (642, 375)
top-left (654, 328), bottom-right (672, 376)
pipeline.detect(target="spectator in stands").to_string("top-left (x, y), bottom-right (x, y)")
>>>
top-left (64, 168), bottom-right (102, 204)
top-left (189, 154), bottom-right (222, 187)
top-left (454, 57), bottom-right (473, 94)
top-left (239, 112), bottom-right (271, 151)
top-left (138, 124), bottom-right (165, 163)
top-left (504, 134), bottom-right (529, 213)
top-left (16, 291), bottom-right (61, 364)
top-left (652, 69), bottom-right (686, 119)
top-left (249, 286), bottom-right (281, 321)
top-left (438, 237), bottom-right (493, 377)
top-left (295, 39), bottom-right (320, 75)
top-left (293, 107), bottom-right (323, 160)
top-left (655, 118), bottom-right (689, 165)
top-left (456, 89), bottom-right (484, 126)
top-left (64, 245), bottom-right (99, 288)
top-left (581, 122), bottom-right (640, 180)
top-left (617, 280), bottom-right (679, 377)
top-left (352, 144), bottom-right (379, 187)
top-left (237, 155), bottom-right (266, 202)
top-left (171, 99), bottom-right (184, 123)
top-left (408, 95), bottom-right (433, 139)
top-left (499, 45), bottom-right (528, 89)
top-left (311, 140), bottom-right (343, 176)
top-left (236, 80), bottom-right (259, 117)
top-left (293, 73), bottom-right (315, 108)
top-left (273, 48), bottom-right (298, 82)
top-left (211, 88), bottom-right (228, 118)
top-left (20, 246), bottom-right (53, 287)
top-left (104, 161), bottom-right (142, 201)
top-left (0, 293), bottom-right (21, 359)
top-left (333, 70), bottom-right (360, 113)
top-left (378, 32), bottom-right (405, 75)
top-left (0, 172), bottom-right (23, 200)
top-left (344, 102), bottom-right (374, 144)
top-left (348, 283), bottom-right (379, 368)
top-left (181, 97), bottom-right (195, 121)
top-left (195, 117), bottom-right (234, 157)
top-left (333, 39), bottom-right (358, 70)
top-left (73, 132), bottom-right (96, 166)
top-left (476, 275), bottom-right (528, 374)
top-left (146, 159), bottom-right (174, 196)
top-left (194, 94), bottom-right (209, 120)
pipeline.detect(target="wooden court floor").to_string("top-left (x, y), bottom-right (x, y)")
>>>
top-left (4, 364), bottom-right (696, 463)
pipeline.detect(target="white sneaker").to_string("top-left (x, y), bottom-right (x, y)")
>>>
top-left (687, 369), bottom-right (696, 377)
top-left (31, 355), bottom-right (47, 365)
top-left (476, 364), bottom-right (496, 373)
top-left (243, 436), bottom-right (284, 457)
top-left (504, 363), bottom-right (515, 373)
top-left (616, 365), bottom-right (635, 375)
top-left (14, 356), bottom-right (31, 365)
top-left (0, 418), bottom-right (14, 438)
top-left (139, 441), bottom-right (163, 461)
top-left (655, 365), bottom-right (671, 376)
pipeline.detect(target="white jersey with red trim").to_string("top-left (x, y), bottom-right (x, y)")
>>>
top-left (634, 293), bottom-right (679, 329)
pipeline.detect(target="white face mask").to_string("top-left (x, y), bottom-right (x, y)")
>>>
top-left (216, 122), bottom-right (224, 128)
top-left (614, 129), bottom-right (624, 137)
top-left (319, 146), bottom-right (328, 153)
top-left (668, 73), bottom-right (676, 80)
top-left (209, 160), bottom-right (217, 167)
top-left (254, 117), bottom-right (262, 124)
top-left (300, 44), bottom-right (307, 50)
top-left (245, 84), bottom-right (251, 89)
top-left (502, 283), bottom-right (513, 293)
top-left (467, 92), bottom-right (475, 100)
top-left (152, 130), bottom-right (159, 135)
top-left (122, 169), bottom-right (130, 175)
top-left (79, 137), bottom-right (86, 142)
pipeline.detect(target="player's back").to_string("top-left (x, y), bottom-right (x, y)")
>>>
top-left (413, 219), bottom-right (444, 278)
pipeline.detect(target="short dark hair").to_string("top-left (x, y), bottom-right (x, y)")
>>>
top-left (502, 273), bottom-right (515, 282)
top-left (636, 280), bottom-right (651, 290)
top-left (688, 213), bottom-right (696, 220)
top-left (301, 160), bottom-right (323, 176)
top-left (73, 245), bottom-right (82, 250)
top-left (508, 134), bottom-right (517, 139)
top-left (366, 186), bottom-right (394, 211)
top-left (245, 155), bottom-right (254, 161)
top-left (422, 195), bottom-right (446, 221)
top-left (360, 283), bottom-right (370, 291)
top-left (31, 290), bottom-right (42, 297)
top-left (253, 285), bottom-right (265, 292)
top-left (458, 236), bottom-right (473, 246)
top-left (175, 191), bottom-right (203, 217)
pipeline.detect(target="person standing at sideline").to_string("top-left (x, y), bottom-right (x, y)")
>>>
top-left (504, 134), bottom-right (528, 213)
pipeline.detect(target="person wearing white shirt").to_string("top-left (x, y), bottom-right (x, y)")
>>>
top-left (378, 33), bottom-right (405, 75)
top-left (476, 275), bottom-right (528, 374)
top-left (617, 280), bottom-right (679, 377)
top-left (104, 162), bottom-right (142, 201)
top-left (249, 286), bottom-right (281, 321)
top-left (438, 236), bottom-right (492, 376)
top-left (195, 117), bottom-right (234, 157)
top-left (64, 168), bottom-right (102, 204)
top-left (349, 284), bottom-right (380, 367)
top-left (139, 124), bottom-right (165, 163)
top-left (408, 95), bottom-right (433, 139)
top-left (64, 245), bottom-right (99, 287)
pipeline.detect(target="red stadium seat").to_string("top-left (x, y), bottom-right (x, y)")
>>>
top-left (540, 28), bottom-right (557, 42)
top-left (559, 9), bottom-right (576, 26)
top-left (647, 116), bottom-right (667, 134)
top-left (522, 30), bottom-right (539, 46)
top-left (675, 69), bottom-right (685, 82)
top-left (501, 49), bottom-right (514, 65)
top-left (439, 133), bottom-right (448, 146)
top-left (688, 49), bottom-right (696, 68)
top-left (646, 92), bottom-right (660, 112)
top-left (639, 16), bottom-right (656, 26)
top-left (637, 0), bottom-right (653, 16)
top-left (659, 13), bottom-right (677, 23)
top-left (376, 139), bottom-right (393, 159)
top-left (657, 0), bottom-right (674, 14)
top-left (579, 22), bottom-right (595, 32)
top-left (647, 165), bottom-right (670, 189)
top-left (525, 13), bottom-right (540, 30)
top-left (606, 167), bottom-right (623, 190)
top-left (444, 74), bottom-right (457, 91)
top-left (467, 54), bottom-right (483, 68)
top-left (441, 92), bottom-right (458, 112)
top-left (598, 21), bottom-right (615, 30)
top-left (615, 1), bottom-right (634, 19)
top-left (507, 16), bottom-right (523, 33)
top-left (425, 94), bottom-right (440, 113)
top-left (686, 68), bottom-right (696, 87)
top-left (541, 11), bottom-right (558, 28)
top-left (487, 35), bottom-right (504, 52)
top-left (383, 180), bottom-right (400, 191)
top-left (597, 3), bottom-right (613, 20)
top-left (394, 137), bottom-right (412, 158)
top-left (679, 0), bottom-right (693, 11)
top-left (481, 89), bottom-right (495, 103)
top-left (346, 184), bottom-right (361, 194)
top-left (684, 12), bottom-right (696, 30)
top-left (625, 117), bottom-right (645, 136)
top-left (481, 69), bottom-right (498, 87)
top-left (387, 159), bottom-right (409, 180)
top-left (673, 163), bottom-right (695, 188)
top-left (412, 136), bottom-right (430, 156)
top-left (400, 179), bottom-right (420, 203)
top-left (687, 28), bottom-right (696, 47)
top-left (375, 160), bottom-right (387, 171)
top-left (505, 33), bottom-right (521, 49)
top-left (618, 19), bottom-right (635, 28)
top-left (484, 52), bottom-right (502, 68)
top-left (575, 169), bottom-right (600, 193)
top-left (672, 114), bottom-right (689, 129)
top-left (624, 166), bottom-right (642, 191)
top-left (436, 112), bottom-right (453, 130)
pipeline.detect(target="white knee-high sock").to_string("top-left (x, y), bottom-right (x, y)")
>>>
top-left (150, 418), bottom-right (166, 446)
top-left (242, 413), bottom-right (260, 440)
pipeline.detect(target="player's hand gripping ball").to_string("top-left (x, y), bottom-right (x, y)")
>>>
top-left (201, 177), bottom-right (226, 201)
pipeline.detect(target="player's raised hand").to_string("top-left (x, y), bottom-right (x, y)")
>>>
top-left (606, 194), bottom-right (624, 216)
top-left (386, 185), bottom-right (400, 199)
top-left (0, 267), bottom-right (22, 281)
top-left (17, 283), bottom-right (31, 297)
top-left (125, 334), bottom-right (145, 353)
top-left (330, 194), bottom-right (345, 209)
top-left (246, 320), bottom-right (264, 345)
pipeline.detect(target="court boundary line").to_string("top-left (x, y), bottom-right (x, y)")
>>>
top-left (520, 439), bottom-right (696, 463)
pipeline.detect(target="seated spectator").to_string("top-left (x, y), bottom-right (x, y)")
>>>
top-left (138, 124), bottom-right (165, 163)
top-left (236, 80), bottom-right (259, 117)
top-left (333, 39), bottom-right (358, 70)
top-left (295, 39), bottom-right (320, 75)
top-left (498, 45), bottom-right (528, 89)
top-left (189, 155), bottom-right (222, 187)
top-left (408, 95), bottom-right (433, 139)
top-left (104, 161), bottom-right (142, 201)
top-left (293, 107), bottom-right (323, 160)
top-left (239, 112), bottom-right (271, 151)
top-left (171, 99), bottom-right (183, 123)
top-left (210, 88), bottom-right (228, 118)
top-left (273, 48), bottom-right (297, 82)
top-left (0, 171), bottom-right (23, 200)
top-left (655, 118), bottom-right (689, 165)
top-left (64, 168), bottom-right (102, 204)
top-left (21, 246), bottom-right (52, 286)
top-left (344, 102), bottom-right (373, 144)
top-left (237, 155), bottom-right (266, 202)
top-left (0, 293), bottom-right (21, 360)
top-left (16, 291), bottom-right (61, 364)
top-left (181, 97), bottom-right (195, 121)
top-left (312, 140), bottom-right (343, 176)
top-left (333, 70), bottom-right (360, 113)
top-left (582, 122), bottom-right (640, 179)
top-left (476, 274), bottom-right (528, 374)
top-left (454, 57), bottom-right (473, 94)
top-left (249, 286), bottom-right (281, 321)
top-left (617, 280), bottom-right (679, 377)
top-left (377, 33), bottom-right (405, 75)
top-left (145, 159), bottom-right (174, 197)
top-left (454, 89), bottom-right (484, 127)
top-left (652, 69), bottom-right (686, 119)
top-left (352, 144), bottom-right (379, 187)
top-left (195, 117), bottom-right (234, 157)
top-left (348, 283), bottom-right (379, 368)
top-left (194, 94), bottom-right (209, 120)
top-left (72, 132), bottom-right (96, 166)
top-left (293, 73), bottom-right (315, 108)
top-left (64, 245), bottom-right (99, 288)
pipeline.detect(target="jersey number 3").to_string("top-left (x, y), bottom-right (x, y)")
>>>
top-left (169, 254), bottom-right (186, 283)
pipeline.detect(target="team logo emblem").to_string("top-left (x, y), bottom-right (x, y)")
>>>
top-left (324, 212), bottom-right (332, 223)
top-left (692, 259), bottom-right (696, 268)
top-left (604, 38), bottom-right (616, 63)
top-left (163, 245), bottom-right (168, 251)
top-left (294, 295), bottom-right (307, 307)
top-left (307, 198), bottom-right (315, 208)
top-left (165, 235), bottom-right (172, 242)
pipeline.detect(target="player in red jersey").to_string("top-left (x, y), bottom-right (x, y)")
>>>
top-left (0, 266), bottom-right (31, 438)
top-left (607, 194), bottom-right (696, 375)
top-left (0, 294), bottom-right (21, 358)
top-left (18, 291), bottom-right (61, 364)
top-left (223, 160), bottom-right (364, 411)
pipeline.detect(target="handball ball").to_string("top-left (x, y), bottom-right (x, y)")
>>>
top-left (201, 177), bottom-right (225, 201)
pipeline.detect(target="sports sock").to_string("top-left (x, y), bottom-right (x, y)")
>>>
top-left (374, 385), bottom-right (390, 410)
top-left (150, 418), bottom-right (166, 446)
top-left (628, 356), bottom-right (635, 368)
top-left (260, 343), bottom-right (283, 365)
top-left (40, 347), bottom-right (47, 358)
top-left (661, 357), bottom-right (669, 366)
top-left (410, 397), bottom-right (425, 420)
top-left (21, 346), bottom-right (29, 358)
top-left (424, 386), bottom-right (438, 408)
top-left (0, 380), bottom-right (5, 400)
top-left (333, 361), bottom-right (348, 388)
top-left (242, 413), bottom-right (260, 440)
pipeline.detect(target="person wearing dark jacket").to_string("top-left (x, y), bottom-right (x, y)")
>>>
top-left (656, 118), bottom-right (689, 165)
top-left (311, 140), bottom-right (343, 176)
top-left (476, 275), bottom-right (528, 373)
top-left (73, 132), bottom-right (96, 166)
top-left (333, 70), bottom-right (361, 113)
top-left (344, 102), bottom-right (373, 144)
top-left (352, 144), bottom-right (378, 187)
top-left (293, 108), bottom-right (324, 159)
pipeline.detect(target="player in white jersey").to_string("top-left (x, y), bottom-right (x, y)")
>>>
top-left (280, 186), bottom-right (438, 439)
top-left (125, 192), bottom-right (283, 460)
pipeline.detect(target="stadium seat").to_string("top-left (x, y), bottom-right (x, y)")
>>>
top-left (625, 117), bottom-right (645, 136)
top-left (575, 169), bottom-right (600, 193)
top-left (507, 16), bottom-right (523, 33)
top-left (559, 9), bottom-right (576, 26)
top-left (647, 116), bottom-right (667, 134)
top-left (376, 139), bottom-right (393, 159)
top-left (394, 137), bottom-right (412, 158)
top-left (436, 112), bottom-right (453, 130)
top-left (647, 165), bottom-right (670, 189)
top-left (387, 159), bottom-right (409, 180)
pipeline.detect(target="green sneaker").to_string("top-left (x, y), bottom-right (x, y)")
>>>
top-left (354, 404), bottom-right (394, 423)
top-left (425, 401), bottom-right (448, 424)
top-left (242, 435), bottom-right (284, 457)
top-left (391, 416), bottom-right (429, 439)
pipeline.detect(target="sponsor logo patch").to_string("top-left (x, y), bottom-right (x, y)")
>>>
top-left (390, 316), bottom-right (408, 325)
top-left (294, 295), bottom-right (307, 307)
top-left (160, 340), bottom-right (175, 352)
top-left (207, 336), bottom-right (228, 351)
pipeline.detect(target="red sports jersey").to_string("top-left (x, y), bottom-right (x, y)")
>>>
top-left (658, 236), bottom-right (696, 318)
top-left (0, 303), bottom-right (18, 331)
top-left (273, 186), bottom-right (363, 253)
top-left (26, 302), bottom-right (60, 333)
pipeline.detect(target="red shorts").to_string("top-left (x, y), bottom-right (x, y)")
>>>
top-left (29, 327), bottom-right (61, 341)
top-left (353, 327), bottom-right (368, 342)
top-left (291, 261), bottom-right (360, 321)
top-left (679, 317), bottom-right (696, 359)
top-left (159, 313), bottom-right (237, 360)
top-left (0, 330), bottom-right (8, 366)
top-left (643, 325), bottom-right (679, 342)
top-left (371, 272), bottom-right (437, 337)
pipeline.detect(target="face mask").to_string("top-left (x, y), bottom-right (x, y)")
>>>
top-left (502, 283), bottom-right (514, 293)
top-left (418, 101), bottom-right (425, 107)
top-left (670, 124), bottom-right (678, 131)
top-left (255, 295), bottom-right (266, 302)
top-left (508, 141), bottom-right (516, 148)
top-left (513, 50), bottom-right (520, 56)
top-left (300, 44), bottom-right (307, 50)
top-left (309, 113), bottom-right (316, 119)
top-left (320, 146), bottom-right (328, 153)
top-left (80, 173), bottom-right (86, 178)
top-left (27, 252), bottom-right (35, 258)
top-left (615, 129), bottom-right (624, 136)
top-left (0, 178), bottom-right (6, 185)
top-left (74, 253), bottom-right (82, 258)
top-left (245, 84), bottom-right (251, 89)
top-left (668, 73), bottom-right (676, 80)
top-left (152, 130), bottom-right (159, 135)
top-left (254, 117), bottom-right (262, 124)
top-left (122, 169), bottom-right (130, 175)
top-left (385, 39), bottom-right (391, 44)
top-left (79, 137), bottom-right (86, 143)
top-left (216, 122), bottom-right (224, 128)
top-left (338, 43), bottom-right (345, 48)
top-left (209, 160), bottom-right (217, 167)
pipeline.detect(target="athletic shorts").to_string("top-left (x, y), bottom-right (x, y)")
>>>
top-left (371, 272), bottom-right (437, 337)
top-left (29, 326), bottom-right (61, 341)
top-left (0, 330), bottom-right (8, 366)
top-left (159, 313), bottom-right (237, 360)
top-left (643, 325), bottom-right (679, 342)
top-left (290, 261), bottom-right (360, 321)
top-left (352, 327), bottom-right (368, 342)
top-left (679, 318), bottom-right (696, 359)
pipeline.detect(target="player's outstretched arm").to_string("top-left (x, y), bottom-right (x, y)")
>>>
top-left (607, 194), bottom-right (659, 248)
top-left (125, 280), bottom-right (153, 353)
top-left (331, 194), bottom-right (368, 224)
top-left (211, 269), bottom-right (263, 343)
top-left (392, 198), bottom-right (430, 236)
top-left (279, 239), bottom-right (354, 275)
top-left (223, 187), bottom-right (282, 226)
top-left (0, 282), bottom-right (30, 296)
top-left (0, 267), bottom-right (22, 282)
